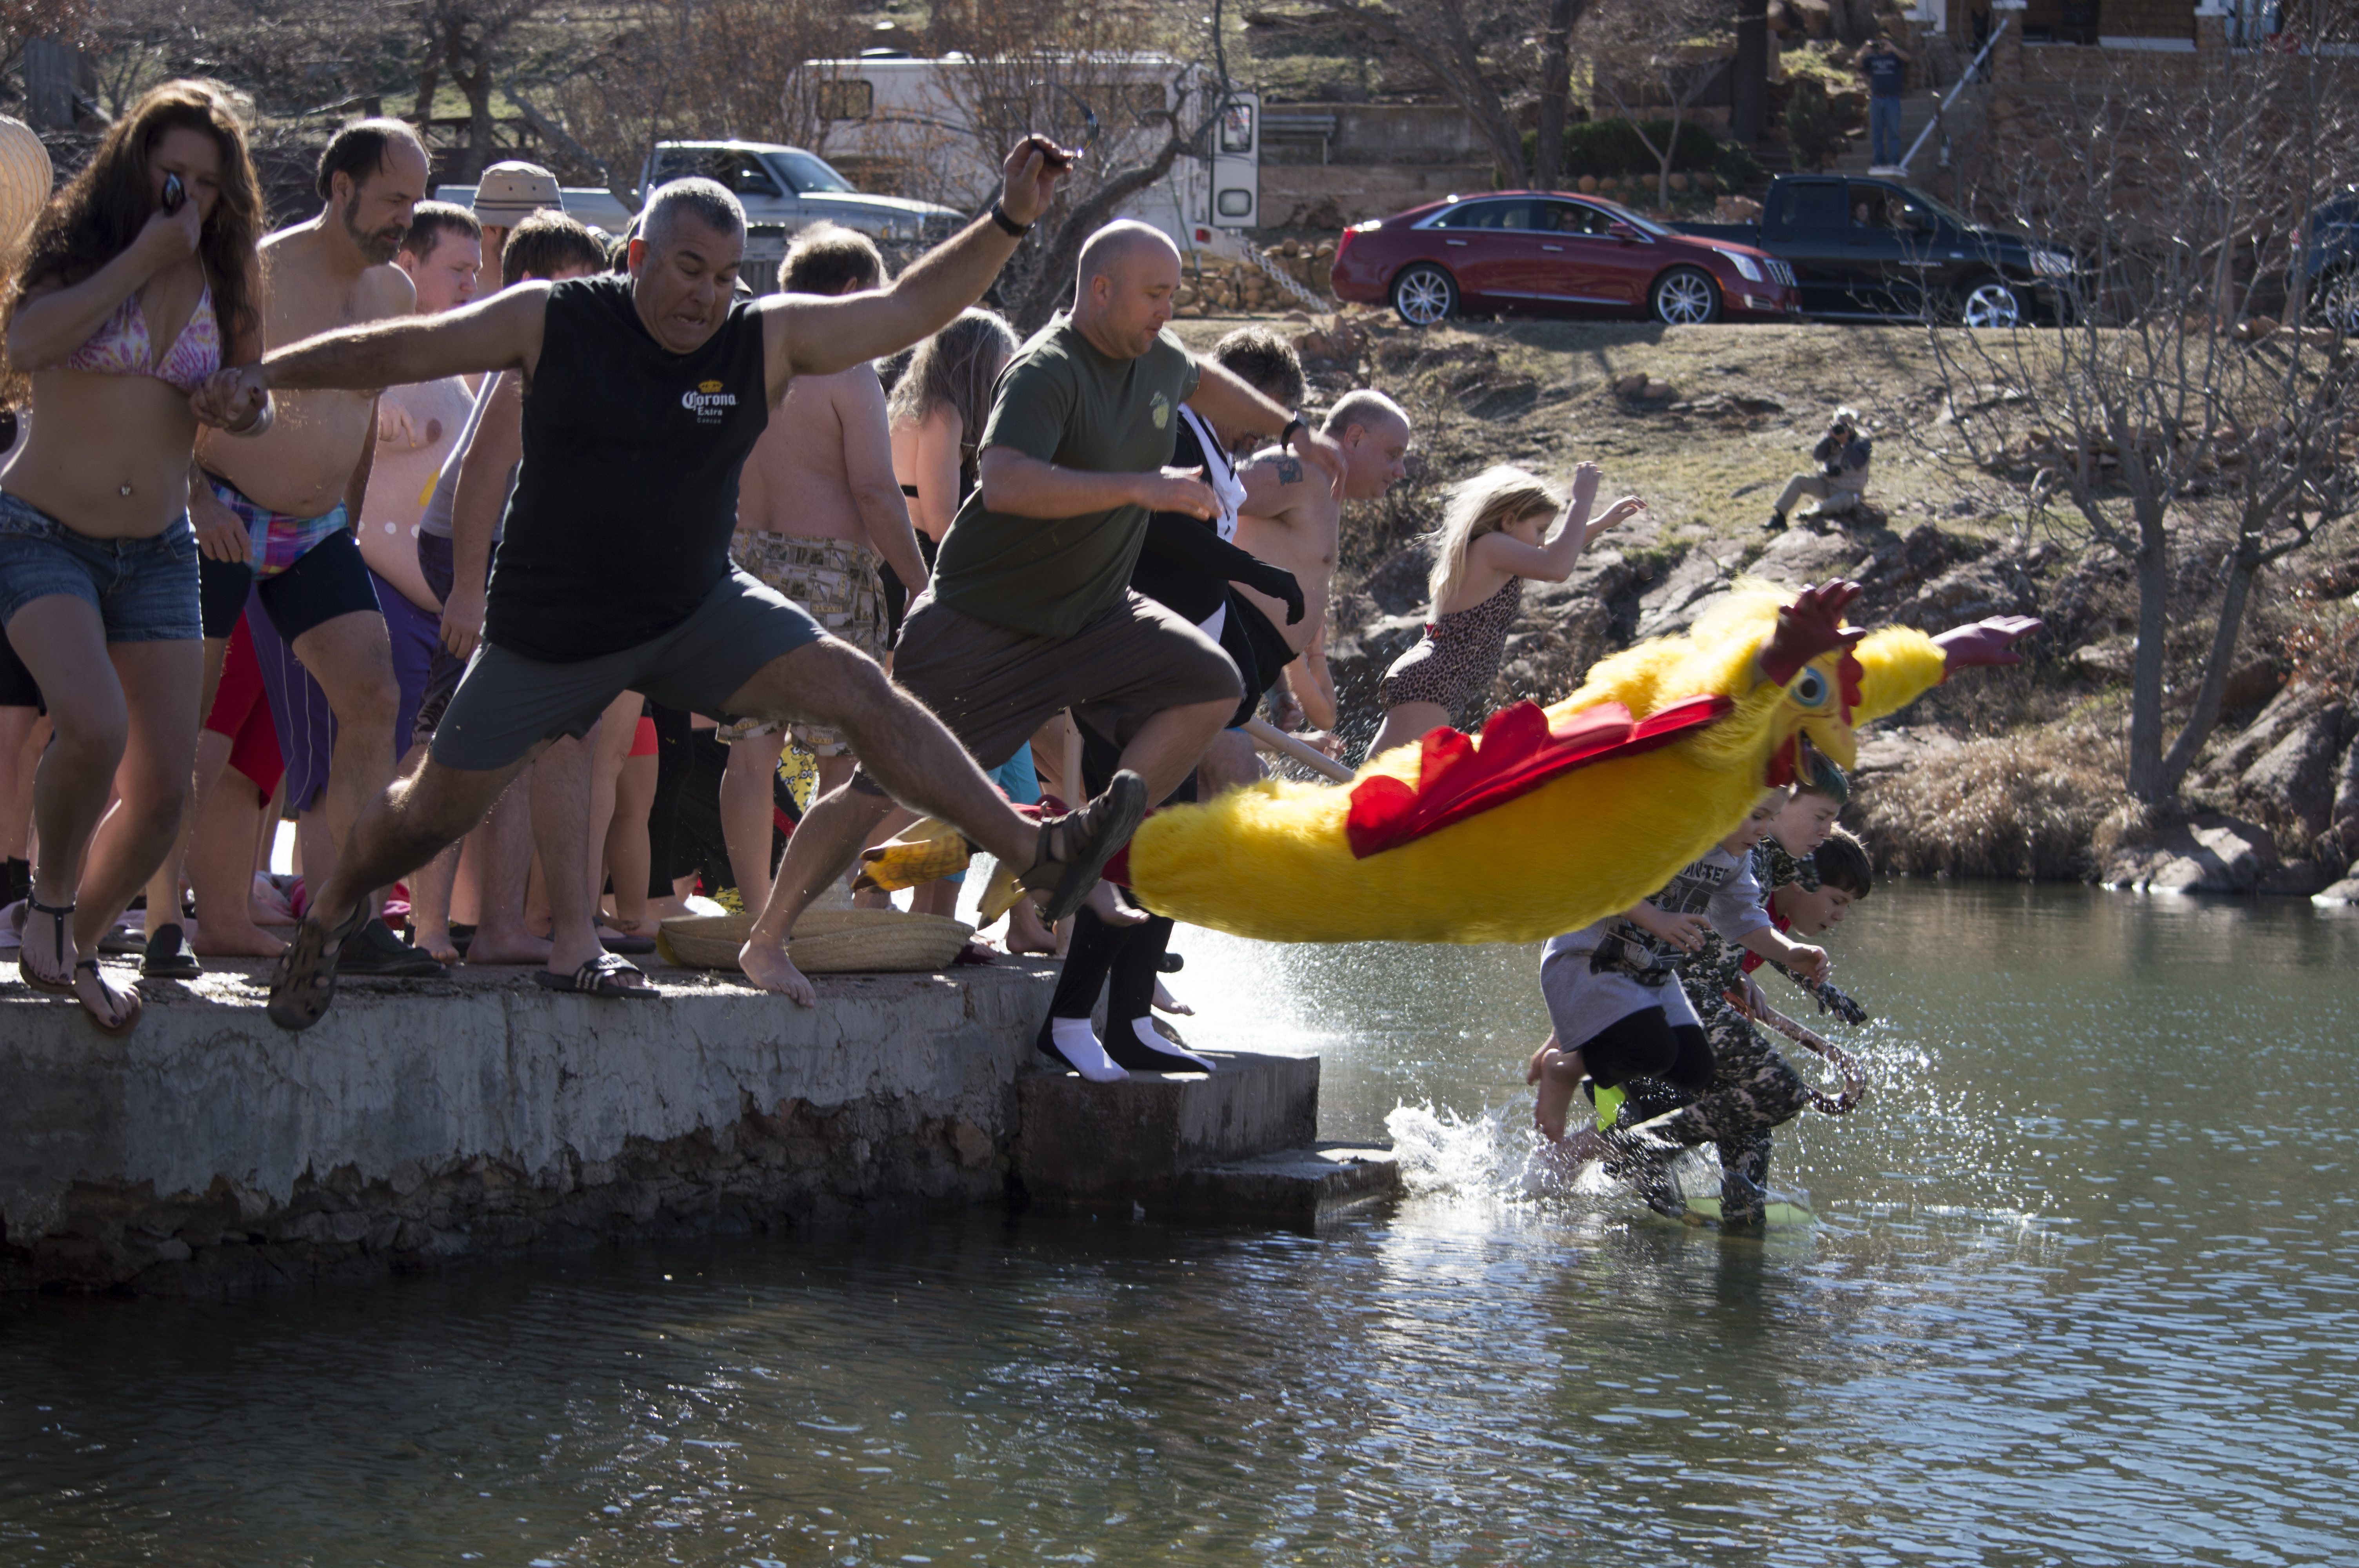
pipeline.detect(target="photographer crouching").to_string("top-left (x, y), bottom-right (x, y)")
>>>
top-left (1767, 407), bottom-right (1871, 533)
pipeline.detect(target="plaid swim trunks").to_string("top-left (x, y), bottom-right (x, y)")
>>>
top-left (719, 531), bottom-right (888, 753)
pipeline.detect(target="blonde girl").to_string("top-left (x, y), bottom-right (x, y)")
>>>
top-left (1365, 460), bottom-right (1643, 761)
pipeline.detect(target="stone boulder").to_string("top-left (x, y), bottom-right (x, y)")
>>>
top-left (2235, 702), bottom-right (2350, 840)
top-left (2314, 867), bottom-right (2359, 906)
top-left (2100, 812), bottom-right (2282, 893)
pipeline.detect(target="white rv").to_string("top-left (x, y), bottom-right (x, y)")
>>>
top-left (789, 52), bottom-right (1262, 261)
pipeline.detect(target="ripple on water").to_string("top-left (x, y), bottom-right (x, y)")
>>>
top-left (2, 884), bottom-right (2355, 1565)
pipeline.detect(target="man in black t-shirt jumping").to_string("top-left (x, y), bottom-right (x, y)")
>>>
top-left (194, 139), bottom-right (1144, 1027)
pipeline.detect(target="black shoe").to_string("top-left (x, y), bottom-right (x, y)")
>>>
top-left (1157, 951), bottom-right (1183, 974)
top-left (335, 916), bottom-right (448, 978)
top-left (139, 922), bottom-right (204, 980)
top-left (1764, 510), bottom-right (1787, 532)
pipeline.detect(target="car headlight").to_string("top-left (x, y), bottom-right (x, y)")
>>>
top-left (2031, 250), bottom-right (2073, 278)
top-left (1722, 249), bottom-right (1763, 282)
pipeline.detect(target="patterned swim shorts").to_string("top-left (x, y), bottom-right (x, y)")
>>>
top-left (720, 531), bottom-right (887, 753)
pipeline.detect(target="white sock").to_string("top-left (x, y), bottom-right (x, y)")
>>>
top-left (1050, 1017), bottom-right (1129, 1083)
top-left (1129, 1017), bottom-right (1214, 1072)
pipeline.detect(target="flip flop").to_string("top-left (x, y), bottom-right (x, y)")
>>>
top-left (533, 953), bottom-right (660, 999)
top-left (265, 902), bottom-right (370, 1033)
top-left (1017, 771), bottom-right (1147, 924)
top-left (75, 958), bottom-right (142, 1037)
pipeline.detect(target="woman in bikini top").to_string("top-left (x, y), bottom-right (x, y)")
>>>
top-left (0, 80), bottom-right (265, 1035)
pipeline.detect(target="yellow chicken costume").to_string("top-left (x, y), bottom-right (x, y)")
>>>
top-left (1119, 580), bottom-right (2032, 944)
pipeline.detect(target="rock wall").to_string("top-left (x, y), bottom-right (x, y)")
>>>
top-left (0, 962), bottom-right (1056, 1294)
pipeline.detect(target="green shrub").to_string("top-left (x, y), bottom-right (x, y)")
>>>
top-left (1784, 82), bottom-right (1842, 171)
top-left (1521, 118), bottom-right (1727, 181)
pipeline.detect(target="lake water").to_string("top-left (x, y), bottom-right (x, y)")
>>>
top-left (4, 884), bottom-right (2355, 1565)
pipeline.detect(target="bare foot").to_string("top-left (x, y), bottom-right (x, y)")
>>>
top-left (188, 921), bottom-right (288, 959)
top-left (1152, 979), bottom-right (1193, 1016)
top-left (739, 939), bottom-right (816, 1005)
top-left (1083, 880), bottom-right (1148, 927)
top-left (1532, 1046), bottom-right (1587, 1142)
top-left (461, 927), bottom-right (556, 965)
top-left (1005, 902), bottom-right (1058, 955)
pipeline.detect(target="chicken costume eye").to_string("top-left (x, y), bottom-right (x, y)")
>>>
top-left (1790, 668), bottom-right (1831, 708)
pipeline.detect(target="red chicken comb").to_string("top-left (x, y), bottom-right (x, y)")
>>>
top-left (1759, 581), bottom-right (1866, 687)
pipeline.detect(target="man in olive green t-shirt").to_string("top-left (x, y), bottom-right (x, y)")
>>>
top-left (758, 221), bottom-right (1344, 1024)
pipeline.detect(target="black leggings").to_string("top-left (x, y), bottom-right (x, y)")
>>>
top-left (1581, 1007), bottom-right (1714, 1091)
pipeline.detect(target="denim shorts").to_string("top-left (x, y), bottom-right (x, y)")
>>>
top-left (0, 489), bottom-right (202, 642)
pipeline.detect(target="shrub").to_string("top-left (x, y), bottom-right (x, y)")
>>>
top-left (1856, 718), bottom-right (2132, 880)
top-left (1785, 82), bottom-right (1843, 171)
top-left (1523, 118), bottom-right (1727, 181)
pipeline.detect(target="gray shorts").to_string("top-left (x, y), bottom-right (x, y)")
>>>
top-left (891, 590), bottom-right (1241, 771)
top-left (430, 568), bottom-right (823, 773)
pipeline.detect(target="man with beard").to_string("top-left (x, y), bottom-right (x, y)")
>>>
top-left (190, 118), bottom-right (435, 975)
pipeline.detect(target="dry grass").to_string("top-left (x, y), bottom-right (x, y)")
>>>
top-left (1858, 713), bottom-right (2137, 880)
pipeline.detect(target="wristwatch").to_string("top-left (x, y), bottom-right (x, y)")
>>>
top-left (1280, 412), bottom-right (1307, 445)
top-left (987, 200), bottom-right (1030, 238)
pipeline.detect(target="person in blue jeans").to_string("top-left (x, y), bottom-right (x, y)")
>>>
top-left (1863, 34), bottom-right (1910, 167)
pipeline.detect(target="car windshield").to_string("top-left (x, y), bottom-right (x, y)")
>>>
top-left (1896, 185), bottom-right (1973, 230)
top-left (773, 150), bottom-right (857, 195)
top-left (1586, 200), bottom-right (1673, 239)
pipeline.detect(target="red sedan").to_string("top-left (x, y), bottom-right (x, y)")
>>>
top-left (1329, 191), bottom-right (1800, 327)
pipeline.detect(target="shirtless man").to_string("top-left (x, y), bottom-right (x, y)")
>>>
top-left (407, 211), bottom-right (609, 967)
top-left (365, 200), bottom-right (482, 766)
top-left (1202, 388), bottom-right (1411, 791)
top-left (720, 223), bottom-right (930, 907)
top-left (191, 117), bottom-right (436, 977)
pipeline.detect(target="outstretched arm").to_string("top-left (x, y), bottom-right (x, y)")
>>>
top-left (1470, 461), bottom-right (1647, 584)
top-left (1189, 361), bottom-right (1347, 493)
top-left (762, 140), bottom-right (1069, 392)
top-left (192, 285), bottom-right (550, 428)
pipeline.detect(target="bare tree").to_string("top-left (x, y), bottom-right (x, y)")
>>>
top-left (1583, 0), bottom-right (1729, 212)
top-left (1251, 0), bottom-right (1589, 190)
top-left (1925, 44), bottom-right (2359, 807)
top-left (515, 0), bottom-right (860, 205)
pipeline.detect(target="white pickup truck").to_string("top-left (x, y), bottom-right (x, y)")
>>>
top-left (438, 140), bottom-right (965, 290)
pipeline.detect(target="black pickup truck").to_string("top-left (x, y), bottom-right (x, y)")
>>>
top-left (1681, 174), bottom-right (2076, 327)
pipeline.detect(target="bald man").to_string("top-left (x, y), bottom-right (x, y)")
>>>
top-left (752, 220), bottom-right (1347, 1034)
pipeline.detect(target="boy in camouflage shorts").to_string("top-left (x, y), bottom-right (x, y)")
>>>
top-left (719, 533), bottom-right (890, 756)
top-left (1591, 768), bottom-right (1868, 1227)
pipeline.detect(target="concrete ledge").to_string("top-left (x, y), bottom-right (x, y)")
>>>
top-left (1014, 1050), bottom-right (1318, 1202)
top-left (1137, 1145), bottom-right (1401, 1229)
top-left (0, 956), bottom-right (1058, 1292)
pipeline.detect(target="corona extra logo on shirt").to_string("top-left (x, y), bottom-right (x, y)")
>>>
top-left (1150, 391), bottom-right (1171, 429)
top-left (682, 378), bottom-right (737, 424)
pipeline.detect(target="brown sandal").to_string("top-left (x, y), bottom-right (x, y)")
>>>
top-left (1017, 771), bottom-right (1148, 924)
top-left (264, 902), bottom-right (371, 1033)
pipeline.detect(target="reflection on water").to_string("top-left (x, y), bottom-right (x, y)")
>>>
top-left (3, 884), bottom-right (2354, 1565)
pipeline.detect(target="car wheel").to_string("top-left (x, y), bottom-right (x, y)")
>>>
top-left (1954, 277), bottom-right (2024, 329)
top-left (2314, 269), bottom-right (2359, 336)
top-left (1392, 264), bottom-right (1457, 327)
top-left (1650, 267), bottom-right (1720, 326)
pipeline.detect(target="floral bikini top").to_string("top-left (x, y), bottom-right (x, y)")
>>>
top-left (60, 281), bottom-right (222, 394)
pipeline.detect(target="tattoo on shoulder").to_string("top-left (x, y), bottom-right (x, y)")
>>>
top-left (1272, 456), bottom-right (1303, 485)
